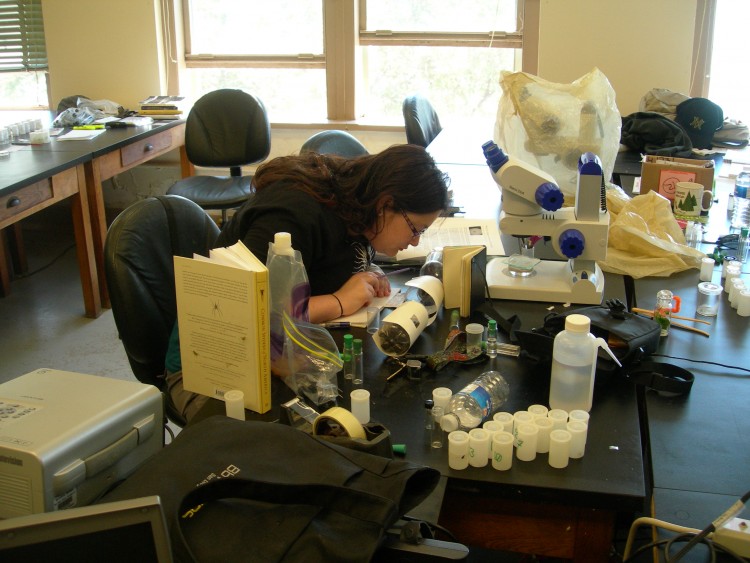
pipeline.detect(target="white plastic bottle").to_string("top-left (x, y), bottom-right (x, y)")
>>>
top-left (549, 315), bottom-right (596, 412)
top-left (440, 370), bottom-right (510, 432)
top-left (266, 232), bottom-right (310, 364)
top-left (548, 314), bottom-right (621, 413)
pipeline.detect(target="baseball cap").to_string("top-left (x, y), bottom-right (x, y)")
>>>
top-left (675, 97), bottom-right (723, 149)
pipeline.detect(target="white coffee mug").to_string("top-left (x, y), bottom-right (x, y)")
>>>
top-left (674, 182), bottom-right (712, 216)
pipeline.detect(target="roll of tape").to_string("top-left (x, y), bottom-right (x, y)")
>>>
top-left (312, 406), bottom-right (366, 440)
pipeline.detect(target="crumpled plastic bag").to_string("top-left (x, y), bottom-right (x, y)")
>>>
top-left (600, 190), bottom-right (705, 278)
top-left (53, 96), bottom-right (127, 126)
top-left (494, 68), bottom-right (621, 200)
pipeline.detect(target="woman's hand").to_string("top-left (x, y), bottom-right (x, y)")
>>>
top-left (335, 272), bottom-right (380, 315)
top-left (308, 271), bottom-right (390, 323)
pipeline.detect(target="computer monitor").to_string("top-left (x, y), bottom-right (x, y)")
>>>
top-left (0, 496), bottom-right (172, 563)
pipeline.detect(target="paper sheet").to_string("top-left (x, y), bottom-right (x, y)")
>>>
top-left (332, 289), bottom-right (402, 326)
top-left (57, 129), bottom-right (107, 141)
top-left (377, 216), bottom-right (504, 264)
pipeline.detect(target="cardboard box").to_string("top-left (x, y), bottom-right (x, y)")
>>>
top-left (639, 155), bottom-right (715, 201)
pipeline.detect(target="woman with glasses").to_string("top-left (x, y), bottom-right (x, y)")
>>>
top-left (164, 143), bottom-right (449, 421)
top-left (216, 143), bottom-right (450, 322)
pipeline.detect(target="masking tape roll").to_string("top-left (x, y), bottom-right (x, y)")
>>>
top-left (312, 406), bottom-right (366, 440)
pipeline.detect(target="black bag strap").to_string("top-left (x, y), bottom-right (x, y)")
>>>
top-left (623, 360), bottom-right (694, 395)
top-left (175, 477), bottom-right (399, 562)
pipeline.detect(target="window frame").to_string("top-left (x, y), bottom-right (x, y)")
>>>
top-left (176, 0), bottom-right (537, 122)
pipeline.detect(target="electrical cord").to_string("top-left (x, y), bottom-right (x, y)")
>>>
top-left (14, 243), bottom-right (75, 279)
top-left (651, 353), bottom-right (750, 375)
top-left (623, 491), bottom-right (750, 562)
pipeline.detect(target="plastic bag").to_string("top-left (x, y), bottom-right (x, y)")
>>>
top-left (494, 68), bottom-right (621, 200)
top-left (282, 316), bottom-right (342, 407)
top-left (266, 234), bottom-right (341, 407)
top-left (600, 190), bottom-right (705, 278)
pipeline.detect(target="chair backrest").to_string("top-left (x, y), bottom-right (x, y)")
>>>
top-left (402, 95), bottom-right (443, 147)
top-left (300, 130), bottom-right (369, 157)
top-left (185, 89), bottom-right (271, 171)
top-left (104, 195), bottom-right (220, 388)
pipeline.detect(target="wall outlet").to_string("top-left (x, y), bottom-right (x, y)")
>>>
top-left (713, 517), bottom-right (750, 558)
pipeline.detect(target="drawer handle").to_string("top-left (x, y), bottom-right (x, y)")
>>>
top-left (7, 196), bottom-right (20, 209)
top-left (144, 143), bottom-right (154, 152)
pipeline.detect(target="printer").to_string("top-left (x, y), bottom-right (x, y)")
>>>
top-left (0, 369), bottom-right (163, 518)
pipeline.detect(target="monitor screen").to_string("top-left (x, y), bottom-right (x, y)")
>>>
top-left (0, 496), bottom-right (172, 563)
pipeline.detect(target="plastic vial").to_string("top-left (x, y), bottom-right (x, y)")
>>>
top-left (431, 405), bottom-right (445, 449)
top-left (486, 319), bottom-right (498, 358)
top-left (440, 370), bottom-right (510, 432)
top-left (653, 289), bottom-right (680, 336)
top-left (424, 399), bottom-right (435, 430)
top-left (738, 226), bottom-right (749, 263)
top-left (731, 165), bottom-right (750, 229)
top-left (342, 334), bottom-right (354, 380)
top-left (549, 314), bottom-right (598, 413)
top-left (352, 338), bottom-right (364, 386)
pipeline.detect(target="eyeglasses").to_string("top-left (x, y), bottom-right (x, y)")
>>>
top-left (399, 208), bottom-right (427, 239)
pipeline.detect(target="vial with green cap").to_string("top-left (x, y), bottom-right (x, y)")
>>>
top-left (342, 334), bottom-right (354, 380)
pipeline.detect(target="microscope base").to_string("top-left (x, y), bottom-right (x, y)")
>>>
top-left (486, 258), bottom-right (604, 304)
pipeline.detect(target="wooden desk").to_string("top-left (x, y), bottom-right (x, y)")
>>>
top-left (0, 150), bottom-right (98, 315)
top-left (1, 121), bottom-right (186, 316)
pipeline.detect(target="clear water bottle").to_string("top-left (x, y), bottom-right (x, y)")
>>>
top-left (440, 370), bottom-right (510, 432)
top-left (731, 166), bottom-right (750, 229)
top-left (420, 247), bottom-right (444, 279)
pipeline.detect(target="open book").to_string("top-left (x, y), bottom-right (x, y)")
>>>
top-left (174, 241), bottom-right (271, 414)
top-left (442, 245), bottom-right (487, 317)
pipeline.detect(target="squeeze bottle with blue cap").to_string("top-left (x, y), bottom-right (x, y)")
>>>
top-left (440, 370), bottom-right (510, 432)
top-left (549, 314), bottom-right (621, 412)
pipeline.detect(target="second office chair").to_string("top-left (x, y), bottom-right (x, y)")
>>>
top-left (402, 94), bottom-right (443, 147)
top-left (167, 89), bottom-right (271, 224)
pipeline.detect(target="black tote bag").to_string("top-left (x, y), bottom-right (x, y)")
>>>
top-left (100, 416), bottom-right (440, 563)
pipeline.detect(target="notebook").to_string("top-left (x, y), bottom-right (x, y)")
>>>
top-left (0, 496), bottom-right (172, 563)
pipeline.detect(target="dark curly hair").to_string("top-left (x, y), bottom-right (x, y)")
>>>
top-left (252, 144), bottom-right (450, 236)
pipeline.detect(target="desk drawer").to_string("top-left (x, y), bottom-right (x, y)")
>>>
top-left (120, 127), bottom-right (181, 168)
top-left (0, 179), bottom-right (53, 224)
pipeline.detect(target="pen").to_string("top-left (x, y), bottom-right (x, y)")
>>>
top-left (322, 322), bottom-right (351, 329)
top-left (377, 267), bottom-right (412, 278)
top-left (73, 125), bottom-right (105, 130)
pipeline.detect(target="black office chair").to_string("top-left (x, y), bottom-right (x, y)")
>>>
top-left (167, 89), bottom-right (271, 224)
top-left (402, 95), bottom-right (443, 147)
top-left (300, 130), bottom-right (369, 157)
top-left (104, 195), bottom-right (220, 426)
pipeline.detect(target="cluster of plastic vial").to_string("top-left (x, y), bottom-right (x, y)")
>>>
top-left (0, 118), bottom-right (48, 151)
top-left (428, 389), bottom-right (590, 471)
top-left (724, 262), bottom-right (750, 316)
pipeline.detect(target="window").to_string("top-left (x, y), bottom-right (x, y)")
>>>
top-left (0, 0), bottom-right (49, 110)
top-left (177, 0), bottom-right (528, 124)
top-left (707, 0), bottom-right (750, 124)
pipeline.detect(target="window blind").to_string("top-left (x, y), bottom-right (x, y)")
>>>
top-left (0, 0), bottom-right (47, 73)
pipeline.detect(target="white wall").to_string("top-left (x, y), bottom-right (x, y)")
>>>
top-left (537, 0), bottom-right (695, 116)
top-left (43, 0), bottom-right (164, 111)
